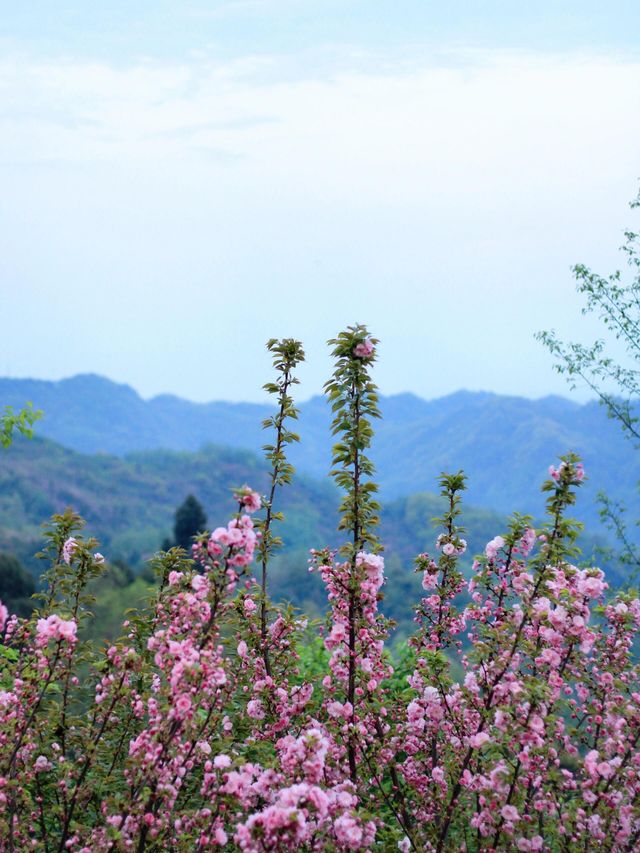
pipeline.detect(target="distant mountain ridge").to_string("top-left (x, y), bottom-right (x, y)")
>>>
top-left (1, 373), bottom-right (639, 530)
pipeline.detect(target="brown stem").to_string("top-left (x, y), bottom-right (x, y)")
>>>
top-left (4, 646), bottom-right (62, 775)
top-left (56, 671), bottom-right (128, 852)
top-left (347, 381), bottom-right (361, 783)
top-left (259, 368), bottom-right (293, 677)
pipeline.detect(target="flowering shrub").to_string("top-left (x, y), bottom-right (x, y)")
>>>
top-left (1, 326), bottom-right (640, 851)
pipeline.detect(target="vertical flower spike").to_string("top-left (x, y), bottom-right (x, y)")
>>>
top-left (324, 325), bottom-right (384, 783)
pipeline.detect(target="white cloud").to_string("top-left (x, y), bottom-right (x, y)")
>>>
top-left (1, 47), bottom-right (639, 402)
top-left (2, 49), bottom-right (639, 182)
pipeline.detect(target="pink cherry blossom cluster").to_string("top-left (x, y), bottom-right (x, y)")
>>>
top-left (310, 548), bottom-right (395, 795)
top-left (207, 515), bottom-right (259, 570)
top-left (233, 486), bottom-right (262, 514)
top-left (234, 598), bottom-right (314, 740)
top-left (353, 337), bottom-right (375, 359)
top-left (202, 729), bottom-right (375, 850)
top-left (3, 455), bottom-right (640, 851)
top-left (391, 459), bottom-right (640, 850)
top-left (62, 535), bottom-right (78, 564)
top-left (35, 613), bottom-right (78, 645)
top-left (549, 460), bottom-right (585, 481)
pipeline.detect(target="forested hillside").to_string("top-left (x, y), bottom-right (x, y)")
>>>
top-left (0, 434), bottom-right (614, 636)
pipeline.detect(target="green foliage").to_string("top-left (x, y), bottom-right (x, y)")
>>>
top-left (537, 189), bottom-right (640, 441)
top-left (257, 338), bottom-right (305, 567)
top-left (538, 452), bottom-right (585, 563)
top-left (325, 324), bottom-right (381, 557)
top-left (256, 338), bottom-right (305, 672)
top-left (172, 494), bottom-right (207, 550)
top-left (421, 471), bottom-right (467, 648)
top-left (293, 633), bottom-right (329, 685)
top-left (34, 509), bottom-right (107, 623)
top-left (86, 562), bottom-right (150, 642)
top-left (0, 401), bottom-right (42, 449)
top-left (594, 491), bottom-right (640, 577)
top-left (538, 188), bottom-right (640, 577)
top-left (433, 471), bottom-right (467, 531)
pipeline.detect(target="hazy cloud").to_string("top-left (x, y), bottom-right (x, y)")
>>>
top-left (1, 46), bottom-right (639, 402)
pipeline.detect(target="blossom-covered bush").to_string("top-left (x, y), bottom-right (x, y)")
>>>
top-left (1, 326), bottom-right (640, 851)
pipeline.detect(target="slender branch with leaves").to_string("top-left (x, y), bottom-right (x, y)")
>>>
top-left (1, 401), bottom-right (42, 449)
top-left (537, 189), bottom-right (640, 443)
top-left (256, 338), bottom-right (305, 674)
top-left (537, 187), bottom-right (640, 580)
top-left (324, 324), bottom-right (381, 781)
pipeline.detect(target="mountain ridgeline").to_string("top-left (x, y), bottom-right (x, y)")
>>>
top-left (1, 373), bottom-right (639, 531)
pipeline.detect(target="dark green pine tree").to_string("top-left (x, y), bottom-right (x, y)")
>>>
top-left (0, 553), bottom-right (36, 617)
top-left (173, 495), bottom-right (207, 551)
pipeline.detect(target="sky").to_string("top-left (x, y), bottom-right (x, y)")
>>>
top-left (1, 1), bottom-right (640, 403)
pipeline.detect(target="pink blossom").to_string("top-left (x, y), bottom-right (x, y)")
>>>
top-left (353, 338), bottom-right (374, 358)
top-left (356, 551), bottom-right (384, 584)
top-left (501, 804), bottom-right (519, 822)
top-left (517, 837), bottom-right (544, 851)
top-left (234, 486), bottom-right (262, 514)
top-left (485, 535), bottom-right (505, 560)
top-left (36, 614), bottom-right (77, 645)
top-left (432, 766), bottom-right (445, 784)
top-left (174, 694), bottom-right (192, 719)
top-left (469, 731), bottom-right (491, 749)
top-left (327, 701), bottom-right (346, 718)
top-left (334, 813), bottom-right (364, 847)
top-left (62, 537), bottom-right (78, 565)
top-left (247, 699), bottom-right (266, 720)
top-left (0, 690), bottom-right (14, 708)
top-left (422, 569), bottom-right (439, 590)
top-left (191, 574), bottom-right (209, 595)
top-left (576, 570), bottom-right (606, 599)
top-left (520, 527), bottom-right (537, 554)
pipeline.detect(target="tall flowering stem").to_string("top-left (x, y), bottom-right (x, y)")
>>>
top-left (256, 338), bottom-right (305, 675)
top-left (413, 471), bottom-right (468, 655)
top-left (324, 325), bottom-right (381, 782)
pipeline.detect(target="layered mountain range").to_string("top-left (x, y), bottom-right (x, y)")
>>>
top-left (1, 373), bottom-right (638, 530)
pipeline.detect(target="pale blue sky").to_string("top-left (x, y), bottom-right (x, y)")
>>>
top-left (1, 2), bottom-right (639, 402)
